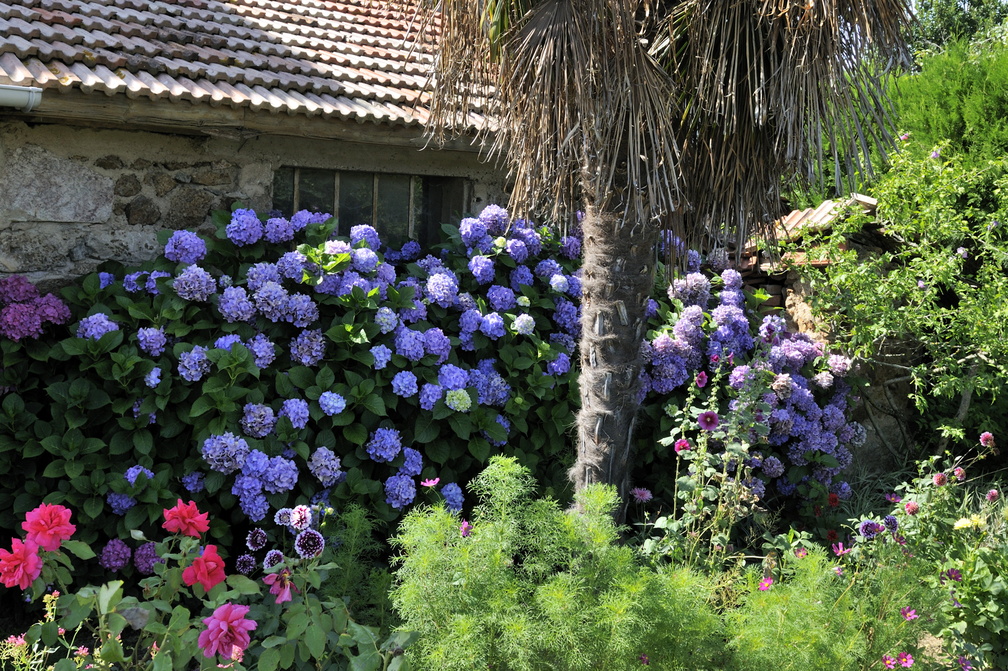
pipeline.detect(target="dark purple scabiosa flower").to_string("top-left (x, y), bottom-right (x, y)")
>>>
top-left (263, 549), bottom-right (285, 569)
top-left (441, 482), bottom-right (464, 512)
top-left (884, 515), bottom-right (899, 533)
top-left (367, 427), bottom-right (402, 463)
top-left (630, 488), bottom-right (653, 503)
top-left (698, 411), bottom-right (719, 431)
top-left (294, 529), bottom-right (325, 559)
top-left (134, 541), bottom-right (162, 575)
top-left (246, 528), bottom-right (268, 552)
top-left (235, 553), bottom-right (257, 576)
top-left (99, 539), bottom-right (132, 571)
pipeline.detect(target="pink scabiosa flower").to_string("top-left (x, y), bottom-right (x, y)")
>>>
top-left (197, 602), bottom-right (257, 659)
top-left (987, 489), bottom-right (999, 503)
top-left (904, 501), bottom-right (920, 515)
top-left (980, 432), bottom-right (995, 449)
top-left (933, 472), bottom-right (948, 487)
top-left (697, 411), bottom-right (719, 431)
top-left (22, 503), bottom-right (76, 552)
top-left (674, 439), bottom-right (690, 454)
top-left (953, 467), bottom-right (966, 482)
top-left (289, 505), bottom-right (312, 531)
top-left (758, 576), bottom-right (773, 591)
top-left (630, 488), bottom-right (652, 503)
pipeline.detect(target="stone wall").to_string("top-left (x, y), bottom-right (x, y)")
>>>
top-left (0, 119), bottom-right (505, 287)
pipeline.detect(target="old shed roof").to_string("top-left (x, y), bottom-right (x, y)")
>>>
top-left (0, 0), bottom-right (474, 130)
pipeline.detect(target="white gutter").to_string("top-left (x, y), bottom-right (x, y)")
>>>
top-left (0, 84), bottom-right (43, 112)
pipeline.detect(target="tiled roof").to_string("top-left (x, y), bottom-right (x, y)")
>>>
top-left (0, 0), bottom-right (473, 128)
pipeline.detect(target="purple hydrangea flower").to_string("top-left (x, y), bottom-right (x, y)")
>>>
top-left (106, 492), bottom-right (136, 515)
top-left (319, 391), bottom-right (346, 416)
top-left (240, 493), bottom-right (270, 522)
top-left (247, 334), bottom-right (276, 369)
top-left (284, 294), bottom-right (319, 328)
top-left (254, 281), bottom-right (289, 322)
top-left (145, 271), bottom-right (171, 295)
top-left (227, 208), bottom-right (264, 246)
top-left (308, 447), bottom-right (344, 487)
top-left (505, 239), bottom-right (528, 263)
top-left (547, 353), bottom-right (571, 375)
top-left (513, 314), bottom-right (535, 335)
top-left (98, 272), bottom-right (116, 289)
top-left (144, 367), bottom-right (161, 388)
top-left (366, 427), bottom-right (402, 463)
top-left (460, 309), bottom-right (483, 334)
top-left (459, 217), bottom-right (489, 247)
top-left (134, 541), bottom-right (162, 575)
top-left (352, 248), bottom-right (380, 274)
top-left (124, 465), bottom-right (155, 487)
top-left (178, 345), bottom-right (210, 382)
top-left (426, 271), bottom-right (459, 308)
top-left (392, 370), bottom-right (419, 397)
top-left (277, 251), bottom-right (307, 280)
top-left (479, 312), bottom-right (505, 339)
top-left (280, 398), bottom-right (310, 429)
top-left (350, 224), bottom-right (381, 250)
top-left (399, 447), bottom-right (423, 477)
top-left (511, 266), bottom-right (534, 290)
top-left (265, 216), bottom-right (295, 243)
top-left (419, 383), bottom-right (443, 411)
top-left (478, 204), bottom-right (509, 235)
top-left (181, 471), bottom-right (204, 493)
top-left (438, 364), bottom-right (468, 390)
top-left (423, 327), bottom-right (451, 363)
top-left (214, 334), bottom-right (242, 351)
top-left (201, 433), bottom-right (251, 474)
top-left (218, 286), bottom-right (256, 323)
top-left (77, 313), bottom-right (119, 340)
top-left (487, 285), bottom-right (516, 312)
top-left (173, 265), bottom-right (216, 302)
top-left (124, 271), bottom-right (146, 293)
top-left (290, 329), bottom-right (326, 366)
top-left (99, 539), bottom-right (131, 571)
top-left (560, 235), bottom-right (581, 259)
top-left (371, 344), bottom-right (392, 370)
top-left (136, 327), bottom-right (167, 356)
top-left (441, 482), bottom-right (464, 512)
top-left (262, 455), bottom-right (299, 493)
top-left (242, 403), bottom-right (277, 438)
top-left (469, 255), bottom-right (495, 284)
top-left (374, 306), bottom-right (399, 334)
top-left (395, 327), bottom-right (426, 362)
top-left (384, 474), bottom-right (416, 510)
top-left (246, 263), bottom-right (281, 291)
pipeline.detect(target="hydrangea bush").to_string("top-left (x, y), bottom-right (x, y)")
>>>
top-left (0, 204), bottom-right (579, 576)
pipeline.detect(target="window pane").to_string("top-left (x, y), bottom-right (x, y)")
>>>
top-left (339, 171), bottom-right (374, 231)
top-left (419, 176), bottom-right (469, 247)
top-left (299, 168), bottom-right (335, 216)
top-left (272, 166), bottom-right (295, 216)
top-left (376, 174), bottom-right (411, 248)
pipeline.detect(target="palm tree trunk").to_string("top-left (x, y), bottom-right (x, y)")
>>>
top-left (569, 206), bottom-right (657, 518)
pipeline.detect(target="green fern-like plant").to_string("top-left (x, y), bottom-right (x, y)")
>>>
top-left (390, 456), bottom-right (727, 671)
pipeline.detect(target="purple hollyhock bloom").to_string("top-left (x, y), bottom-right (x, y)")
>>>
top-left (698, 411), bottom-right (719, 431)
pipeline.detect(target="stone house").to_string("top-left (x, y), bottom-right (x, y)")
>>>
top-left (0, 0), bottom-right (504, 285)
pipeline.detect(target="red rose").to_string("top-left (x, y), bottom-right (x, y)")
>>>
top-left (182, 544), bottom-right (226, 592)
top-left (162, 499), bottom-right (210, 538)
top-left (0, 538), bottom-right (43, 590)
top-left (22, 503), bottom-right (76, 552)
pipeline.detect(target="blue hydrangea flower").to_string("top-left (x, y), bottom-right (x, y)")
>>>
top-left (445, 389), bottom-right (472, 412)
top-left (549, 274), bottom-right (569, 293)
top-left (146, 270), bottom-right (171, 295)
top-left (263, 455), bottom-right (299, 493)
top-left (505, 239), bottom-right (528, 263)
top-left (761, 455), bottom-right (784, 479)
top-left (560, 235), bottom-right (581, 259)
top-left (399, 240), bottom-right (421, 260)
top-left (487, 285), bottom-right (516, 312)
top-left (552, 298), bottom-right (580, 336)
top-left (459, 309), bottom-right (483, 334)
top-left (280, 398), bottom-right (310, 429)
top-left (366, 427), bottom-right (402, 463)
top-left (214, 334), bottom-right (242, 350)
top-left (181, 471), bottom-right (205, 493)
top-left (137, 327), bottom-right (167, 356)
top-left (511, 266), bottom-right (534, 290)
top-left (479, 312), bottom-right (505, 339)
top-left (478, 204), bottom-right (509, 235)
top-left (513, 314), bottom-right (535, 335)
top-left (395, 327), bottom-right (426, 362)
top-left (308, 447), bottom-right (344, 487)
top-left (201, 432), bottom-right (251, 474)
top-left (426, 271), bottom-right (459, 308)
top-left (319, 391), bottom-right (346, 416)
top-left (239, 492), bottom-right (270, 522)
top-left (438, 364), bottom-right (468, 390)
top-left (350, 224), bottom-right (381, 249)
top-left (291, 209), bottom-right (330, 230)
top-left (384, 473), bottom-right (416, 510)
top-left (144, 367), bottom-right (161, 388)
top-left (124, 465), bottom-right (154, 487)
top-left (371, 344), bottom-right (392, 370)
top-left (547, 353), bottom-right (571, 375)
top-left (107, 492), bottom-right (136, 515)
top-left (392, 370), bottom-right (419, 397)
top-left (277, 251), bottom-right (308, 280)
top-left (468, 255), bottom-right (495, 284)
top-left (374, 306), bottom-right (399, 334)
top-left (232, 474), bottom-right (263, 499)
top-left (423, 327), bottom-right (451, 363)
top-left (419, 383), bottom-right (443, 411)
top-left (535, 259), bottom-right (562, 279)
top-left (482, 414), bottom-right (511, 447)
top-left (241, 403), bottom-right (276, 438)
top-left (254, 281), bottom-right (289, 322)
top-left (352, 248), bottom-right (380, 273)
top-left (399, 447), bottom-right (423, 477)
top-left (124, 271), bottom-right (147, 293)
top-left (219, 286), bottom-right (256, 323)
top-left (227, 208), bottom-right (264, 246)
top-left (247, 334), bottom-right (276, 369)
top-left (98, 272), bottom-right (115, 289)
top-left (178, 346), bottom-right (210, 382)
top-left (265, 216), bottom-right (295, 243)
top-left (441, 482), bottom-right (464, 512)
top-left (284, 294), bottom-right (319, 328)
top-left (459, 217), bottom-right (488, 247)
top-left (77, 313), bottom-right (119, 340)
top-left (173, 265), bottom-right (216, 302)
top-left (242, 449), bottom-right (270, 477)
top-left (246, 263), bottom-right (281, 291)
top-left (290, 329), bottom-right (326, 366)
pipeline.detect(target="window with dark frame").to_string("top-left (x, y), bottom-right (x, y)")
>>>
top-left (272, 167), bottom-right (471, 249)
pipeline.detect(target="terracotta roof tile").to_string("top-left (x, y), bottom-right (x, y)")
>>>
top-left (0, 0), bottom-right (453, 127)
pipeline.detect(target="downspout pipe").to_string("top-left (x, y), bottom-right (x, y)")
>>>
top-left (0, 84), bottom-right (43, 112)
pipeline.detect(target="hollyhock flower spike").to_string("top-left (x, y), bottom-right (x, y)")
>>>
top-left (695, 371), bottom-right (708, 388)
top-left (22, 503), bottom-right (75, 552)
top-left (182, 544), bottom-right (227, 592)
top-left (0, 538), bottom-right (43, 589)
top-left (198, 602), bottom-right (257, 659)
top-left (697, 411), bottom-right (719, 431)
top-left (162, 499), bottom-right (210, 537)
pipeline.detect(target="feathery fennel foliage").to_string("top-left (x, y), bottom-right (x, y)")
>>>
top-left (390, 456), bottom-right (726, 670)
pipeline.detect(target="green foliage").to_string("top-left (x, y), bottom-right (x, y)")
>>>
top-left (795, 144), bottom-right (1008, 450)
top-left (390, 456), bottom-right (726, 671)
top-left (897, 27), bottom-right (1008, 161)
top-left (913, 0), bottom-right (1008, 49)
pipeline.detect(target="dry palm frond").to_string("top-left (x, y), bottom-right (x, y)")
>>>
top-left (414, 0), bottom-right (682, 230)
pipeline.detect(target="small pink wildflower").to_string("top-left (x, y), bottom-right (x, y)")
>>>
top-left (885, 493), bottom-right (902, 503)
top-left (987, 489), bottom-right (999, 503)
top-left (758, 576), bottom-right (773, 591)
top-left (630, 488), bottom-right (652, 503)
top-left (834, 566), bottom-right (844, 576)
top-left (980, 432), bottom-right (995, 448)
top-left (883, 655), bottom-right (897, 669)
top-left (898, 651), bottom-right (914, 667)
top-left (639, 653), bottom-right (650, 665)
top-left (420, 477), bottom-right (440, 487)
top-left (460, 520), bottom-right (472, 537)
top-left (953, 467), bottom-right (966, 482)
top-left (901, 607), bottom-right (918, 621)
top-left (794, 547), bottom-right (808, 558)
top-left (832, 542), bottom-right (851, 557)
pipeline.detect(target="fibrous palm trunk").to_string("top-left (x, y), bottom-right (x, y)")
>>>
top-left (569, 206), bottom-right (658, 519)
